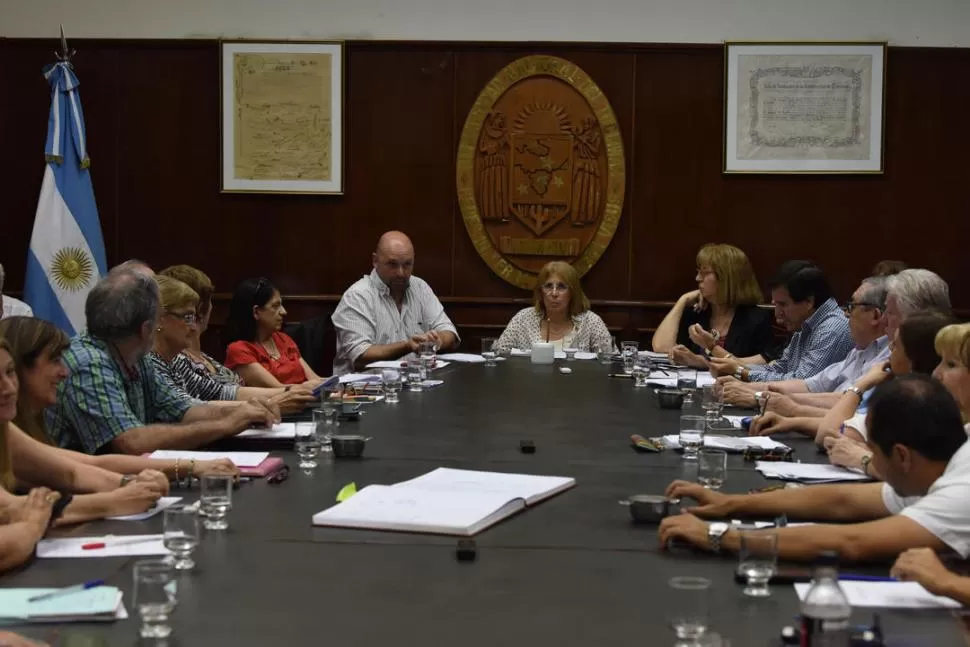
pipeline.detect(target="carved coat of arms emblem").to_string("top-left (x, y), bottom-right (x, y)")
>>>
top-left (457, 56), bottom-right (626, 290)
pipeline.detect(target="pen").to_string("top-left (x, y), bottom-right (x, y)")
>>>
top-left (28, 579), bottom-right (105, 602)
top-left (608, 373), bottom-right (634, 379)
top-left (81, 535), bottom-right (163, 550)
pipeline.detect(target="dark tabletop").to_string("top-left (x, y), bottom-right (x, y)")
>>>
top-left (3, 359), bottom-right (964, 646)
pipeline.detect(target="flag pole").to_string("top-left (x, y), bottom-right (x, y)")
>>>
top-left (56, 25), bottom-right (75, 65)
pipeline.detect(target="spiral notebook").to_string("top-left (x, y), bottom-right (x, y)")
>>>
top-left (312, 467), bottom-right (575, 536)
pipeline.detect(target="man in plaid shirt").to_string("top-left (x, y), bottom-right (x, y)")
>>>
top-left (710, 261), bottom-right (853, 384)
top-left (48, 267), bottom-right (276, 455)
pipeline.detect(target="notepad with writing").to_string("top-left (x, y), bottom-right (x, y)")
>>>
top-left (0, 587), bottom-right (127, 623)
top-left (312, 467), bottom-right (575, 536)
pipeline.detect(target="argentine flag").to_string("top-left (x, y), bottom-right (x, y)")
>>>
top-left (24, 61), bottom-right (107, 336)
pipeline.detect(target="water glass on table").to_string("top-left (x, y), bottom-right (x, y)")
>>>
top-left (621, 341), bottom-right (638, 374)
top-left (381, 368), bottom-right (402, 403)
top-left (312, 404), bottom-right (339, 451)
top-left (668, 576), bottom-right (711, 643)
top-left (738, 531), bottom-right (779, 597)
top-left (679, 414), bottom-right (706, 460)
top-left (418, 340), bottom-right (437, 372)
top-left (701, 384), bottom-right (722, 415)
top-left (294, 421), bottom-right (320, 470)
top-left (200, 474), bottom-right (233, 530)
top-left (163, 504), bottom-right (200, 571)
top-left (133, 558), bottom-right (177, 638)
top-left (698, 449), bottom-right (727, 490)
top-left (481, 337), bottom-right (498, 367)
top-left (632, 353), bottom-right (651, 387)
top-left (598, 337), bottom-right (617, 364)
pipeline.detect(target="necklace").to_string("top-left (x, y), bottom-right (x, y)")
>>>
top-left (260, 337), bottom-right (281, 360)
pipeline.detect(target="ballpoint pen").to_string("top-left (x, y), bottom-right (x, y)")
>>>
top-left (81, 535), bottom-right (164, 550)
top-left (28, 579), bottom-right (105, 602)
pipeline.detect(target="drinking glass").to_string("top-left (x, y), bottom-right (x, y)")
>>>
top-left (407, 363), bottom-right (424, 391)
top-left (679, 414), bottom-right (706, 460)
top-left (677, 368), bottom-right (697, 392)
top-left (200, 474), bottom-right (233, 530)
top-left (481, 337), bottom-right (498, 367)
top-left (598, 337), bottom-right (616, 364)
top-left (133, 559), bottom-right (177, 638)
top-left (737, 531), bottom-right (779, 597)
top-left (701, 384), bottom-right (722, 413)
top-left (668, 576), bottom-right (710, 642)
top-left (295, 421), bottom-right (320, 470)
top-left (312, 404), bottom-right (339, 452)
top-left (563, 347), bottom-right (579, 361)
top-left (163, 504), bottom-right (200, 571)
top-left (698, 449), bottom-right (727, 490)
top-left (621, 341), bottom-right (638, 374)
top-left (633, 353), bottom-right (651, 387)
top-left (381, 368), bottom-right (402, 403)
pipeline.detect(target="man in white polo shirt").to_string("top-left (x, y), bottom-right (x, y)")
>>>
top-left (658, 374), bottom-right (970, 562)
top-left (331, 231), bottom-right (459, 374)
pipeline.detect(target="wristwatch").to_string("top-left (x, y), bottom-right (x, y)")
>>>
top-left (708, 522), bottom-right (731, 553)
top-left (120, 474), bottom-right (135, 487)
top-left (860, 453), bottom-right (873, 476)
top-left (846, 386), bottom-right (864, 399)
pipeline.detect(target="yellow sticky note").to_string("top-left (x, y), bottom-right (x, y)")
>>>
top-left (336, 482), bottom-right (357, 502)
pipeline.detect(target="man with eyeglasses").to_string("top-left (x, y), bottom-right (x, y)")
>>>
top-left (719, 276), bottom-right (891, 414)
top-left (331, 231), bottom-right (459, 374)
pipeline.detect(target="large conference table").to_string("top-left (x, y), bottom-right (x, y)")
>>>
top-left (5, 359), bottom-right (966, 646)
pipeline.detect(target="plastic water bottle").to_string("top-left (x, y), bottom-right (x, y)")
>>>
top-left (800, 551), bottom-right (851, 646)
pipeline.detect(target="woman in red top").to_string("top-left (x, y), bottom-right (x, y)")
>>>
top-left (224, 278), bottom-right (324, 387)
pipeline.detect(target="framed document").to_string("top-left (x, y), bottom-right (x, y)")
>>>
top-left (221, 40), bottom-right (344, 193)
top-left (724, 42), bottom-right (886, 174)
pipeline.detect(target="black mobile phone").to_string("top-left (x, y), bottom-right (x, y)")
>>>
top-left (734, 565), bottom-right (813, 584)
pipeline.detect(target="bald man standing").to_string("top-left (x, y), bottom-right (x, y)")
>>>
top-left (331, 231), bottom-right (459, 374)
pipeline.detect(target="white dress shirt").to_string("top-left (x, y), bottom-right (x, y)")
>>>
top-left (1, 294), bottom-right (33, 319)
top-left (805, 336), bottom-right (891, 393)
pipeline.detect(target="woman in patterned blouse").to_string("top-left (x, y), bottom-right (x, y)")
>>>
top-left (149, 276), bottom-right (315, 412)
top-left (495, 261), bottom-right (613, 353)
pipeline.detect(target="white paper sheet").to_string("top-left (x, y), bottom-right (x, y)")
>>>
top-left (237, 423), bottom-right (297, 439)
top-left (339, 373), bottom-right (384, 384)
top-left (723, 415), bottom-right (749, 429)
top-left (794, 581), bottom-right (960, 609)
top-left (37, 535), bottom-right (171, 559)
top-left (366, 360), bottom-right (451, 370)
top-left (149, 450), bottom-right (268, 468)
top-left (574, 352), bottom-right (597, 360)
top-left (696, 373), bottom-right (716, 387)
top-left (437, 353), bottom-right (486, 363)
top-left (107, 496), bottom-right (182, 521)
top-left (662, 435), bottom-right (789, 452)
top-left (755, 462), bottom-right (870, 483)
top-left (510, 348), bottom-right (531, 356)
top-left (393, 467), bottom-right (575, 505)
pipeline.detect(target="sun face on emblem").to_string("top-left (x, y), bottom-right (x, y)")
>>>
top-left (50, 247), bottom-right (94, 292)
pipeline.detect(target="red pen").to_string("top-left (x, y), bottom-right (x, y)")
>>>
top-left (81, 535), bottom-right (163, 550)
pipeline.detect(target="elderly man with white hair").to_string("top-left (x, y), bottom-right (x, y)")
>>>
top-left (883, 268), bottom-right (952, 338)
top-left (0, 263), bottom-right (33, 320)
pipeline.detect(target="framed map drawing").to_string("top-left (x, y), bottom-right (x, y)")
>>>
top-left (221, 41), bottom-right (343, 193)
top-left (724, 42), bottom-right (886, 174)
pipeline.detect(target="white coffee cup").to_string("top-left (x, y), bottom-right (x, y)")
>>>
top-left (531, 342), bottom-right (555, 364)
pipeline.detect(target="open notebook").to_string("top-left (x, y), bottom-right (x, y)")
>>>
top-left (312, 467), bottom-right (575, 536)
top-left (0, 587), bottom-right (126, 623)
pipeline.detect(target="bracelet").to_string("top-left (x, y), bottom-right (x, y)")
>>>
top-left (174, 458), bottom-right (181, 483)
top-left (119, 474), bottom-right (135, 487)
top-left (188, 459), bottom-right (196, 482)
top-left (845, 386), bottom-right (864, 399)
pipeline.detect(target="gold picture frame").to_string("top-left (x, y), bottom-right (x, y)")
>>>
top-left (220, 40), bottom-right (344, 194)
top-left (723, 41), bottom-right (886, 174)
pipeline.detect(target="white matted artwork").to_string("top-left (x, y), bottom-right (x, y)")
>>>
top-left (724, 42), bottom-right (886, 174)
top-left (221, 40), bottom-right (343, 193)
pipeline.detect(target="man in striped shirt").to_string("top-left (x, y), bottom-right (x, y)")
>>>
top-left (332, 231), bottom-right (459, 374)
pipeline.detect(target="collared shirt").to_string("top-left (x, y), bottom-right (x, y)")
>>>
top-left (148, 351), bottom-right (237, 403)
top-left (804, 335), bottom-right (891, 393)
top-left (331, 270), bottom-right (459, 375)
top-left (495, 307), bottom-right (613, 353)
top-left (1, 295), bottom-right (33, 319)
top-left (47, 332), bottom-right (194, 454)
top-left (747, 298), bottom-right (854, 382)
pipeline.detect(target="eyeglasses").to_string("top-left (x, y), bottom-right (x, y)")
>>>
top-left (541, 282), bottom-right (569, 294)
top-left (166, 311), bottom-right (197, 324)
top-left (842, 302), bottom-right (881, 315)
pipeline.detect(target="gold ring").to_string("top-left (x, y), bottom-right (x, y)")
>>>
top-left (45, 492), bottom-right (58, 504)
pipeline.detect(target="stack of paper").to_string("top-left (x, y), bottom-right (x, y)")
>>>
top-left (365, 360), bottom-right (451, 370)
top-left (755, 461), bottom-right (871, 483)
top-left (437, 353), bottom-right (486, 363)
top-left (339, 373), bottom-right (384, 384)
top-left (794, 581), bottom-right (960, 609)
top-left (149, 450), bottom-right (269, 468)
top-left (108, 496), bottom-right (182, 521)
top-left (37, 535), bottom-right (171, 558)
top-left (0, 587), bottom-right (127, 623)
top-left (237, 423), bottom-right (297, 439)
top-left (661, 435), bottom-right (790, 452)
top-left (313, 467), bottom-right (575, 536)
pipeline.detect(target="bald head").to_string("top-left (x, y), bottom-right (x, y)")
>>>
top-left (373, 231), bottom-right (415, 291)
top-left (110, 259), bottom-right (155, 277)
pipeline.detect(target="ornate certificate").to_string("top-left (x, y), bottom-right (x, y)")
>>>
top-left (724, 43), bottom-right (885, 173)
top-left (221, 41), bottom-right (343, 193)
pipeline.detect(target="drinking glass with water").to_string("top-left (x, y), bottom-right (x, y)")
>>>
top-left (134, 559), bottom-right (177, 638)
top-left (621, 341), bottom-right (638, 374)
top-left (163, 504), bottom-right (200, 571)
top-left (632, 353), bottom-right (651, 387)
top-left (698, 449), bottom-right (727, 490)
top-left (200, 474), bottom-right (233, 530)
top-left (481, 337), bottom-right (498, 367)
top-left (738, 531), bottom-right (778, 597)
top-left (598, 336), bottom-right (617, 364)
top-left (295, 421), bottom-right (320, 471)
top-left (668, 576), bottom-right (710, 643)
top-left (418, 340), bottom-right (436, 374)
top-left (679, 414), bottom-right (705, 460)
top-left (407, 364), bottom-right (424, 391)
top-left (312, 405), bottom-right (339, 452)
top-left (381, 368), bottom-right (402, 403)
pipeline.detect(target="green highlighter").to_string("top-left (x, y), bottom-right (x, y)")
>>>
top-left (336, 482), bottom-right (358, 502)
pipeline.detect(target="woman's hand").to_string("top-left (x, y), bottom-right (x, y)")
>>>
top-left (270, 389), bottom-right (318, 414)
top-left (669, 344), bottom-right (706, 368)
top-left (708, 356), bottom-right (742, 378)
top-left (855, 360), bottom-right (891, 392)
top-left (10, 488), bottom-right (58, 529)
top-left (108, 481), bottom-right (163, 517)
top-left (193, 459), bottom-right (241, 479)
top-left (687, 324), bottom-right (717, 352)
top-left (134, 469), bottom-right (169, 495)
top-left (822, 436), bottom-right (870, 471)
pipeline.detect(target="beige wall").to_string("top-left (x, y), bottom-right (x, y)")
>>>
top-left (2, 0), bottom-right (968, 46)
